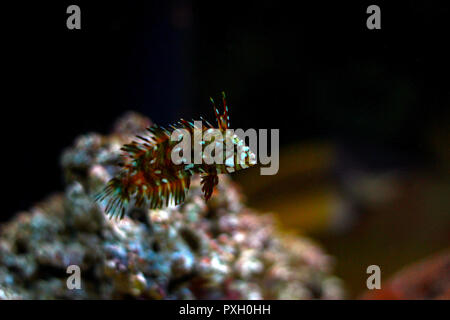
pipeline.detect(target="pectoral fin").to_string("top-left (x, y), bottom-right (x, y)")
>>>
top-left (201, 173), bottom-right (219, 201)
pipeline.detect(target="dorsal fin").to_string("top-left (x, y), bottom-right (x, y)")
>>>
top-left (211, 91), bottom-right (230, 130)
top-left (146, 125), bottom-right (171, 144)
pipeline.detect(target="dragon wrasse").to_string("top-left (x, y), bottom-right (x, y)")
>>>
top-left (96, 92), bottom-right (256, 219)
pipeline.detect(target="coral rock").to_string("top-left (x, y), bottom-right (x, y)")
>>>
top-left (0, 113), bottom-right (344, 300)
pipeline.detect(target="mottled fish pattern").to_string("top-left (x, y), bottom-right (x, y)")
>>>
top-left (95, 92), bottom-right (256, 219)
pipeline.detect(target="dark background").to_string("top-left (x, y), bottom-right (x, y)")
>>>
top-left (2, 0), bottom-right (449, 219)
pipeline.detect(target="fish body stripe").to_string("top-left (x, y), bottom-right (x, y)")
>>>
top-left (96, 93), bottom-right (255, 219)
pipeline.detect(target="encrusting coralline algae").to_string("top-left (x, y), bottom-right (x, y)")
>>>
top-left (0, 112), bottom-right (344, 299)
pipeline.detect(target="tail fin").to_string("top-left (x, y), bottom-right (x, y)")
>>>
top-left (211, 91), bottom-right (230, 130)
top-left (95, 176), bottom-right (130, 220)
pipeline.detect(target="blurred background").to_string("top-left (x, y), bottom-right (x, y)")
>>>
top-left (2, 1), bottom-right (449, 298)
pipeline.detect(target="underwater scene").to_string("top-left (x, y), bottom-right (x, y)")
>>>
top-left (1, 1), bottom-right (449, 304)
